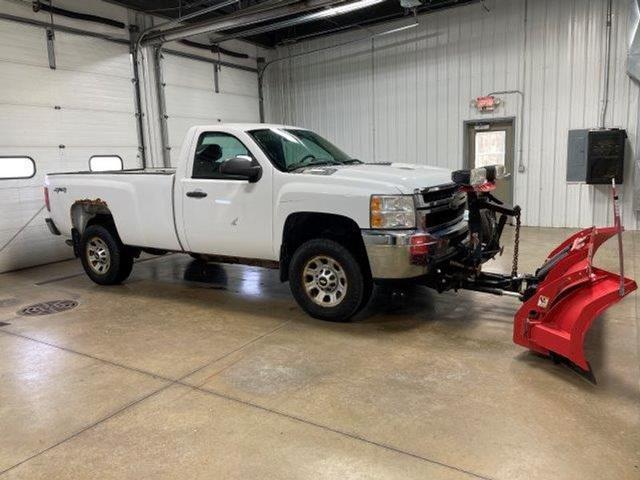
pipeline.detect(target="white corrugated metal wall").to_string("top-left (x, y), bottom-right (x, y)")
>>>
top-left (161, 53), bottom-right (261, 166)
top-left (0, 8), bottom-right (140, 273)
top-left (264, 0), bottom-right (639, 230)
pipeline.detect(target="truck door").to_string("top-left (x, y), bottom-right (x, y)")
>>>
top-left (178, 131), bottom-right (273, 259)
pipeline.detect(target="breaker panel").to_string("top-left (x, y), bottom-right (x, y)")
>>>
top-left (566, 128), bottom-right (626, 184)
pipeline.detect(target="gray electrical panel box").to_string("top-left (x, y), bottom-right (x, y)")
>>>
top-left (566, 128), bottom-right (626, 183)
top-left (567, 130), bottom-right (589, 182)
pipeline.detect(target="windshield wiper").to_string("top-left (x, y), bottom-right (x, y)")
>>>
top-left (287, 157), bottom-right (341, 171)
top-left (342, 158), bottom-right (363, 164)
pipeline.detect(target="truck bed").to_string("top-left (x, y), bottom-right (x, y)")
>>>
top-left (45, 168), bottom-right (181, 251)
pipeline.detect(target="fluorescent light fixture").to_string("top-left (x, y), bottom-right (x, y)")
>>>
top-left (310, 0), bottom-right (387, 20)
top-left (323, 0), bottom-right (387, 16)
top-left (375, 22), bottom-right (419, 37)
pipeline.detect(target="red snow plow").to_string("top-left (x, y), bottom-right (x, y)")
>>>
top-left (424, 166), bottom-right (636, 381)
top-left (512, 224), bottom-right (636, 378)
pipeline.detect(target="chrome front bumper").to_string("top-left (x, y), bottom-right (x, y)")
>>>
top-left (362, 220), bottom-right (468, 279)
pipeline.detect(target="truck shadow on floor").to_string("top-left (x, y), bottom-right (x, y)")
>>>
top-left (150, 257), bottom-right (522, 329)
top-left (183, 260), bottom-right (229, 289)
top-left (118, 257), bottom-right (451, 333)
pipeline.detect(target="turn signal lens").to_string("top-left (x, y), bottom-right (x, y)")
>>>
top-left (371, 211), bottom-right (384, 228)
top-left (370, 195), bottom-right (382, 212)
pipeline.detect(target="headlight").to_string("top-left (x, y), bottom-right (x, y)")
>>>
top-left (470, 167), bottom-right (487, 185)
top-left (370, 195), bottom-right (416, 229)
top-left (452, 165), bottom-right (507, 186)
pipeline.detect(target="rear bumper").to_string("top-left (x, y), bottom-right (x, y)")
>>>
top-left (362, 220), bottom-right (468, 279)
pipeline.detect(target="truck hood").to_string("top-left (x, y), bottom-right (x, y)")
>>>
top-left (298, 163), bottom-right (454, 193)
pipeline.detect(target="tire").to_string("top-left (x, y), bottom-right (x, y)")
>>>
top-left (80, 224), bottom-right (133, 285)
top-left (288, 238), bottom-right (372, 322)
top-left (480, 209), bottom-right (497, 242)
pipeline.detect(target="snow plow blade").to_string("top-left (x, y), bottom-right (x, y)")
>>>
top-left (513, 225), bottom-right (637, 376)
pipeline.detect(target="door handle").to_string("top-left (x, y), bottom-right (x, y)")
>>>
top-left (186, 190), bottom-right (207, 198)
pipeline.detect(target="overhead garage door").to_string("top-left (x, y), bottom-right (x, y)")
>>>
top-left (161, 53), bottom-right (260, 165)
top-left (0, 20), bottom-right (140, 273)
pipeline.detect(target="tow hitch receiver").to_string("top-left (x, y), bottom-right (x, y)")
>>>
top-left (513, 224), bottom-right (636, 377)
top-left (439, 168), bottom-right (637, 380)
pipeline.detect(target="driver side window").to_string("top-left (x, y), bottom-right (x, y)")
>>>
top-left (192, 132), bottom-right (251, 179)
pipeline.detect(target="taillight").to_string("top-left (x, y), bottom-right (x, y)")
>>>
top-left (44, 186), bottom-right (50, 211)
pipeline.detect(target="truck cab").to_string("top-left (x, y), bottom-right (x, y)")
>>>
top-left (45, 123), bottom-right (468, 321)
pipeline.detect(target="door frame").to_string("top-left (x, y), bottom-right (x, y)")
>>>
top-left (463, 117), bottom-right (515, 204)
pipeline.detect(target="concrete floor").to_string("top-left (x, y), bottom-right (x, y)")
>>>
top-left (0, 226), bottom-right (638, 480)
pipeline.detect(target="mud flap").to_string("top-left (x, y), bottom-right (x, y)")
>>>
top-left (513, 225), bottom-right (637, 377)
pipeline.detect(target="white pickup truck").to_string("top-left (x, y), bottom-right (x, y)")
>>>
top-left (44, 123), bottom-right (470, 321)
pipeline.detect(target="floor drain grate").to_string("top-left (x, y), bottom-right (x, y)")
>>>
top-left (18, 300), bottom-right (78, 316)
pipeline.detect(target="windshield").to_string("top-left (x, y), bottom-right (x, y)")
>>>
top-left (248, 128), bottom-right (357, 172)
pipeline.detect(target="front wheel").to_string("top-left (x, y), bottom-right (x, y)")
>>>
top-left (288, 239), bottom-right (371, 322)
top-left (80, 224), bottom-right (133, 285)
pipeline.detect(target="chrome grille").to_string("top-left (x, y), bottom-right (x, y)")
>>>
top-left (415, 183), bottom-right (466, 231)
top-left (420, 184), bottom-right (459, 204)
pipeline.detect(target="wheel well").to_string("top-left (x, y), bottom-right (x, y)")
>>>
top-left (70, 200), bottom-right (116, 236)
top-left (280, 212), bottom-right (370, 282)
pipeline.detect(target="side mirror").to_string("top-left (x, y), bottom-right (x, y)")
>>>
top-left (219, 155), bottom-right (262, 183)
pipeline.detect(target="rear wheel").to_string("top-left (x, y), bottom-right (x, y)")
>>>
top-left (289, 239), bottom-right (371, 322)
top-left (80, 224), bottom-right (133, 285)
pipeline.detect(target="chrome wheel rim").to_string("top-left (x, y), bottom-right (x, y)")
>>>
top-left (302, 255), bottom-right (347, 307)
top-left (86, 237), bottom-right (111, 275)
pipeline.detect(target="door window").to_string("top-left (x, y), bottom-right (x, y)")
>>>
top-left (0, 156), bottom-right (35, 179)
top-left (192, 132), bottom-right (251, 179)
top-left (466, 120), bottom-right (514, 205)
top-left (89, 155), bottom-right (123, 172)
top-left (474, 130), bottom-right (506, 168)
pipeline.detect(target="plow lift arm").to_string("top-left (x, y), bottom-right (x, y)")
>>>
top-left (429, 166), bottom-right (637, 382)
